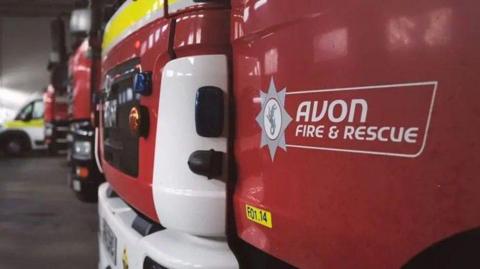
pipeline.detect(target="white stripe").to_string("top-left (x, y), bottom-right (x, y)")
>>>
top-left (285, 81), bottom-right (437, 95)
top-left (285, 81), bottom-right (438, 158)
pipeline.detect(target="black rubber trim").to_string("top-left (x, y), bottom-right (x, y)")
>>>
top-left (131, 214), bottom-right (164, 237)
top-left (402, 227), bottom-right (480, 269)
top-left (143, 257), bottom-right (168, 269)
top-left (106, 186), bottom-right (118, 198)
top-left (105, 58), bottom-right (141, 80)
top-left (167, 18), bottom-right (177, 59)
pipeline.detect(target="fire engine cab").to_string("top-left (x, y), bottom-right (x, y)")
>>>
top-left (96, 0), bottom-right (480, 268)
top-left (97, 0), bottom-right (237, 268)
top-left (66, 7), bottom-right (106, 202)
top-left (230, 0), bottom-right (480, 268)
top-left (45, 18), bottom-right (70, 155)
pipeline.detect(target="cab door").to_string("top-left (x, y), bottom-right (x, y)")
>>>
top-left (29, 100), bottom-right (46, 148)
top-left (232, 0), bottom-right (480, 268)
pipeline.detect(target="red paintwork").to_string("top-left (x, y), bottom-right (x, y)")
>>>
top-left (100, 4), bottom-right (230, 221)
top-left (44, 84), bottom-right (68, 124)
top-left (100, 17), bottom-right (171, 222)
top-left (69, 39), bottom-right (92, 121)
top-left (232, 0), bottom-right (480, 268)
top-left (43, 86), bottom-right (55, 123)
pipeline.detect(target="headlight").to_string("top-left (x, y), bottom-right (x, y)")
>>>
top-left (45, 125), bottom-right (53, 137)
top-left (67, 133), bottom-right (74, 142)
top-left (73, 141), bottom-right (91, 160)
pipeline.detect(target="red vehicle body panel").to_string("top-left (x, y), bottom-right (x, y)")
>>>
top-left (232, 0), bottom-right (480, 268)
top-left (44, 84), bottom-right (68, 123)
top-left (101, 17), bottom-right (171, 221)
top-left (100, 4), bottom-right (230, 221)
top-left (69, 39), bottom-right (93, 121)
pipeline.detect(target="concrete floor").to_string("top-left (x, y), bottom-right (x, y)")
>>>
top-left (0, 153), bottom-right (98, 269)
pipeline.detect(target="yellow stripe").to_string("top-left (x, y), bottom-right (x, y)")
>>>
top-left (102, 0), bottom-right (179, 52)
top-left (4, 119), bottom-right (44, 129)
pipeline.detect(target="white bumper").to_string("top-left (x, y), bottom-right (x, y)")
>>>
top-left (98, 183), bottom-right (238, 269)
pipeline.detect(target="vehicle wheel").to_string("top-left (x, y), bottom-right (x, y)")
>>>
top-left (48, 143), bottom-right (58, 156)
top-left (75, 183), bottom-right (98, 203)
top-left (4, 137), bottom-right (26, 156)
top-left (402, 228), bottom-right (480, 269)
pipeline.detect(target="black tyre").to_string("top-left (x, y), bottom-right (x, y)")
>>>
top-left (4, 137), bottom-right (27, 156)
top-left (402, 228), bottom-right (480, 269)
top-left (75, 183), bottom-right (98, 203)
top-left (48, 143), bottom-right (58, 155)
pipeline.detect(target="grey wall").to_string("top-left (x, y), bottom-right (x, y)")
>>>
top-left (0, 17), bottom-right (52, 122)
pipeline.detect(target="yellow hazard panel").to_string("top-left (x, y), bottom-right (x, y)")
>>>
top-left (4, 119), bottom-right (44, 129)
top-left (245, 204), bottom-right (272, 228)
top-left (102, 0), bottom-right (173, 52)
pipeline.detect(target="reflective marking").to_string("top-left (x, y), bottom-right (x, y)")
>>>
top-left (102, 0), bottom-right (169, 54)
top-left (102, 0), bottom-right (207, 55)
top-left (73, 180), bottom-right (81, 191)
top-left (4, 119), bottom-right (44, 128)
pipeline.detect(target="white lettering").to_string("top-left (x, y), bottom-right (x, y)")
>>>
top-left (405, 127), bottom-right (418, 143)
top-left (296, 101), bottom-right (311, 122)
top-left (378, 127), bottom-right (389, 142)
top-left (354, 126), bottom-right (366, 140)
top-left (344, 126), bottom-right (354, 139)
top-left (306, 125), bottom-right (315, 137)
top-left (349, 99), bottom-right (368, 123)
top-left (294, 124), bottom-right (325, 138)
top-left (366, 126), bottom-right (377, 141)
top-left (295, 125), bottom-right (304, 136)
top-left (390, 127), bottom-right (404, 143)
top-left (316, 125), bottom-right (325, 138)
top-left (311, 101), bottom-right (328, 122)
top-left (328, 100), bottom-right (348, 123)
top-left (297, 99), bottom-right (369, 124)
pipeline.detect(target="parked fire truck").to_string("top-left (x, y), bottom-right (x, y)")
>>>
top-left (66, 8), bottom-right (105, 202)
top-left (97, 0), bottom-right (237, 268)
top-left (0, 99), bottom-right (46, 156)
top-left (97, 0), bottom-right (480, 268)
top-left (45, 18), bottom-right (70, 155)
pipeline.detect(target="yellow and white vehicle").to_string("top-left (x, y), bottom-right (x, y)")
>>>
top-left (0, 99), bottom-right (46, 156)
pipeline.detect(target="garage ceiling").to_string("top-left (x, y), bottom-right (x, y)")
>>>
top-left (0, 0), bottom-right (88, 17)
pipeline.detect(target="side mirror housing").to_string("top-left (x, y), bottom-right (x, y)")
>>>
top-left (70, 9), bottom-right (92, 35)
top-left (49, 17), bottom-right (67, 66)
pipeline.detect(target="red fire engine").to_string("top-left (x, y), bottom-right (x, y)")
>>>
top-left (96, 0), bottom-right (480, 268)
top-left (97, 1), bottom-right (237, 268)
top-left (231, 0), bottom-right (480, 268)
top-left (66, 7), bottom-right (105, 202)
top-left (44, 18), bottom-right (70, 155)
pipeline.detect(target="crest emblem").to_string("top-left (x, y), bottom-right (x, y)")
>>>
top-left (256, 79), bottom-right (292, 160)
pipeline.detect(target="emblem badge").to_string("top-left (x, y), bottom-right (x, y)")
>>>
top-left (256, 79), bottom-right (292, 160)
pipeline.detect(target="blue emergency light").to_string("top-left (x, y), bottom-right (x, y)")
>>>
top-left (133, 72), bottom-right (152, 96)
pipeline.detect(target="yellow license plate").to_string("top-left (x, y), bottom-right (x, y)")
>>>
top-left (245, 204), bottom-right (272, 228)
